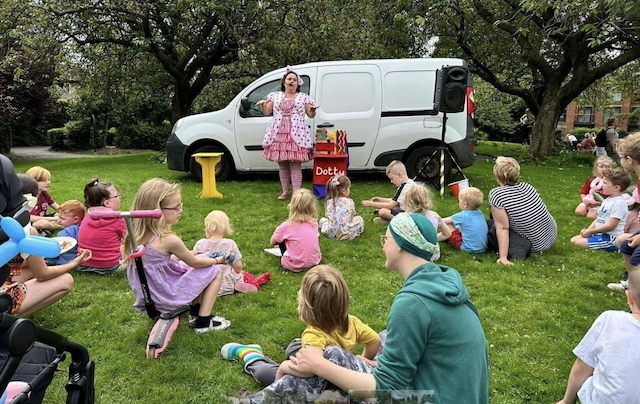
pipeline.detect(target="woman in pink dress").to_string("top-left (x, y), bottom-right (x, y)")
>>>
top-left (257, 67), bottom-right (319, 199)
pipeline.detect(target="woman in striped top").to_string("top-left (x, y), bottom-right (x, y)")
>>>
top-left (488, 157), bottom-right (557, 265)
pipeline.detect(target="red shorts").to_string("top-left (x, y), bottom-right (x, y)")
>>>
top-left (449, 229), bottom-right (463, 251)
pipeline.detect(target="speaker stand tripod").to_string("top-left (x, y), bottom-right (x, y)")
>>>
top-left (414, 112), bottom-right (467, 197)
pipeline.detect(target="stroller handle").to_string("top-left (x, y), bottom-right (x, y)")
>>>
top-left (89, 209), bottom-right (162, 220)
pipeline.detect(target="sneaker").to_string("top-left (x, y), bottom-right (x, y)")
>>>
top-left (607, 280), bottom-right (628, 291)
top-left (373, 217), bottom-right (390, 225)
top-left (189, 315), bottom-right (225, 328)
top-left (221, 343), bottom-right (264, 372)
top-left (220, 343), bottom-right (263, 361)
top-left (194, 316), bottom-right (231, 333)
top-left (264, 247), bottom-right (282, 257)
top-left (373, 209), bottom-right (380, 216)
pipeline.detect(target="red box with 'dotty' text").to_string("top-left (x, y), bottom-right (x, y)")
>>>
top-left (313, 153), bottom-right (348, 186)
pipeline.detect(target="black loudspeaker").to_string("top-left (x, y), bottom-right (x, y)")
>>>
top-left (434, 66), bottom-right (468, 113)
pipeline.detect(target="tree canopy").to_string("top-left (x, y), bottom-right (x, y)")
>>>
top-left (405, 0), bottom-right (640, 156)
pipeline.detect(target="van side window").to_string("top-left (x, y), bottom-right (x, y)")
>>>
top-left (241, 76), bottom-right (310, 117)
top-left (321, 72), bottom-right (374, 114)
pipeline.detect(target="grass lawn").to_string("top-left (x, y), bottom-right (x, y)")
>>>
top-left (10, 152), bottom-right (628, 403)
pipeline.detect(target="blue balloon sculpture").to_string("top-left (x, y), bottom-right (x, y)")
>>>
top-left (0, 215), bottom-right (61, 268)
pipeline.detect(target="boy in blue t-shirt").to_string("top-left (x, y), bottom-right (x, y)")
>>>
top-left (443, 186), bottom-right (488, 253)
top-left (50, 200), bottom-right (85, 265)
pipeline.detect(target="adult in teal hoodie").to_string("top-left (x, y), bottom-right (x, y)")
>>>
top-left (290, 212), bottom-right (489, 404)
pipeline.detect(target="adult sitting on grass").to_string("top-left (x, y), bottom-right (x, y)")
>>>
top-left (487, 157), bottom-right (557, 265)
top-left (268, 213), bottom-right (488, 404)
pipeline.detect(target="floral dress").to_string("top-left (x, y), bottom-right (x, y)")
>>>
top-left (262, 92), bottom-right (314, 163)
top-left (319, 197), bottom-right (364, 240)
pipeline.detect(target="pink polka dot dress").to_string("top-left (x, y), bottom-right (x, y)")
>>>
top-left (262, 91), bottom-right (314, 162)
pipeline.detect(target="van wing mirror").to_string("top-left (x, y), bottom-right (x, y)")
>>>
top-left (240, 98), bottom-right (251, 117)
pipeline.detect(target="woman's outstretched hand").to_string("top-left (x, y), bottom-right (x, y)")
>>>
top-left (496, 257), bottom-right (513, 265)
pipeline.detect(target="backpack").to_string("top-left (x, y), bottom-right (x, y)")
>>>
top-left (595, 129), bottom-right (608, 147)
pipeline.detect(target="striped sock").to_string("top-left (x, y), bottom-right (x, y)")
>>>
top-left (278, 162), bottom-right (291, 194)
top-left (221, 343), bottom-right (263, 367)
top-left (290, 162), bottom-right (302, 190)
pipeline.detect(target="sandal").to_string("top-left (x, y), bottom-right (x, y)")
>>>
top-left (277, 192), bottom-right (290, 200)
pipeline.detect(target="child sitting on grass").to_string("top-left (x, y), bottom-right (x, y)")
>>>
top-left (25, 166), bottom-right (62, 234)
top-left (124, 178), bottom-right (230, 333)
top-left (402, 184), bottom-right (450, 261)
top-left (266, 189), bottom-right (321, 272)
top-left (194, 210), bottom-right (270, 295)
top-left (220, 265), bottom-right (381, 387)
top-left (319, 175), bottom-right (364, 240)
top-left (571, 167), bottom-right (631, 252)
top-left (362, 160), bottom-right (416, 225)
top-left (77, 179), bottom-right (126, 275)
top-left (442, 186), bottom-right (488, 253)
top-left (556, 269), bottom-right (640, 404)
top-left (49, 200), bottom-right (85, 265)
top-left (574, 156), bottom-right (614, 219)
top-left (612, 131), bottom-right (640, 290)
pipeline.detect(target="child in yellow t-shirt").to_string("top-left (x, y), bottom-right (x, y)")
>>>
top-left (221, 265), bottom-right (381, 386)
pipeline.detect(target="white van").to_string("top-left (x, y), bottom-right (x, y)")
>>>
top-left (166, 58), bottom-right (475, 182)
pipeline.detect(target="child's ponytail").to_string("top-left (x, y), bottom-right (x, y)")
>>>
top-left (84, 178), bottom-right (112, 208)
top-left (324, 175), bottom-right (350, 208)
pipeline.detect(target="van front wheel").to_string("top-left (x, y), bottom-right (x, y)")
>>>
top-left (189, 146), bottom-right (234, 183)
top-left (406, 146), bottom-right (452, 183)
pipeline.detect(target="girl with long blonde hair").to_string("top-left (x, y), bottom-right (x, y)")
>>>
top-left (124, 178), bottom-right (230, 334)
top-left (266, 189), bottom-right (322, 272)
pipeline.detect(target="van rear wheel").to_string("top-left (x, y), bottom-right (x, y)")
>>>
top-left (189, 146), bottom-right (234, 183)
top-left (406, 146), bottom-right (452, 183)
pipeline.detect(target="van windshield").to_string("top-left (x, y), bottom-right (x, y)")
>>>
top-left (242, 76), bottom-right (310, 117)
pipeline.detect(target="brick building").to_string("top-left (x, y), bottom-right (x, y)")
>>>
top-left (562, 92), bottom-right (640, 132)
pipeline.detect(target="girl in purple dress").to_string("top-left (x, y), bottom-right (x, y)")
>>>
top-left (257, 67), bottom-right (319, 199)
top-left (123, 178), bottom-right (230, 334)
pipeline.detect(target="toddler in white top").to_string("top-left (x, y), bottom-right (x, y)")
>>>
top-left (194, 210), bottom-right (257, 295)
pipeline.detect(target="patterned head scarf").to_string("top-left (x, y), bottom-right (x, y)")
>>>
top-left (389, 212), bottom-right (439, 262)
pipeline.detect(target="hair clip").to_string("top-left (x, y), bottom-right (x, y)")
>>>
top-left (331, 176), bottom-right (340, 186)
top-left (93, 180), bottom-right (99, 186)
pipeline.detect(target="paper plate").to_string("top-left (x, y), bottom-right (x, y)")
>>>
top-left (54, 236), bottom-right (77, 254)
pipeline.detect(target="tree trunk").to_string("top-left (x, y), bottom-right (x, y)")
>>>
top-left (529, 96), bottom-right (562, 159)
top-left (171, 83), bottom-right (194, 124)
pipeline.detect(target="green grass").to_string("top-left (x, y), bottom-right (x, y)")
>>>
top-left (10, 152), bottom-right (629, 403)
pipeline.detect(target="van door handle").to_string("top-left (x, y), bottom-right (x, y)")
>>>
top-left (317, 122), bottom-right (334, 128)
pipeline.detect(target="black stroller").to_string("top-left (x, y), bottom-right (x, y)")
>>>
top-left (0, 210), bottom-right (95, 404)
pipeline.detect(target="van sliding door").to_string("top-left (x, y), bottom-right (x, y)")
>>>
top-left (315, 65), bottom-right (382, 168)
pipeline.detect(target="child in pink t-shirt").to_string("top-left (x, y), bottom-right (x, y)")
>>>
top-left (77, 178), bottom-right (126, 274)
top-left (267, 189), bottom-right (322, 272)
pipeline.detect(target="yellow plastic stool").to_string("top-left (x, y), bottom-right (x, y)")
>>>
top-left (192, 152), bottom-right (224, 198)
